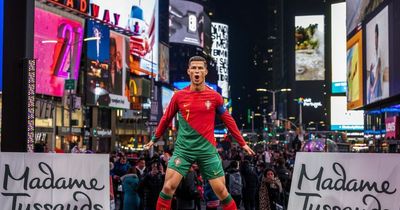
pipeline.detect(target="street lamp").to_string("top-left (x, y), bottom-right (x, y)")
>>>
top-left (257, 88), bottom-right (291, 121)
top-left (41, 36), bottom-right (100, 137)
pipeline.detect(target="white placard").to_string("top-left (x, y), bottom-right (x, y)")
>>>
top-left (0, 153), bottom-right (110, 210)
top-left (288, 153), bottom-right (400, 210)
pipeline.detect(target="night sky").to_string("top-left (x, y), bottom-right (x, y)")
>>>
top-left (213, 0), bottom-right (271, 125)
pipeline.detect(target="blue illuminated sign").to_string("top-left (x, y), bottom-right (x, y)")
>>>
top-left (173, 81), bottom-right (218, 91)
top-left (331, 82), bottom-right (346, 94)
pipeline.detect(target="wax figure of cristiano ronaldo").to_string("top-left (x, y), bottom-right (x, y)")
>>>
top-left (145, 56), bottom-right (255, 210)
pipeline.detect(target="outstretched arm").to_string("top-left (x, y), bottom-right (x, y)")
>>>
top-left (216, 96), bottom-right (255, 155)
top-left (145, 93), bottom-right (179, 149)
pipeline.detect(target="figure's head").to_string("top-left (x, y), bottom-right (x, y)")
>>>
top-left (375, 24), bottom-right (379, 51)
top-left (187, 56), bottom-right (208, 86)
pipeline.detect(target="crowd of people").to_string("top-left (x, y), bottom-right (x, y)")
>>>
top-left (109, 146), bottom-right (296, 210)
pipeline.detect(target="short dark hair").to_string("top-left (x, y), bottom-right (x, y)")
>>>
top-left (188, 56), bottom-right (207, 67)
top-left (375, 24), bottom-right (379, 37)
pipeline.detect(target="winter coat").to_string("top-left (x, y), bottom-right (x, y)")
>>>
top-left (121, 174), bottom-right (140, 210)
top-left (140, 172), bottom-right (164, 209)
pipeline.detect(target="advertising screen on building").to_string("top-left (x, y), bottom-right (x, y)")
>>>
top-left (347, 30), bottom-right (363, 110)
top-left (86, 20), bottom-right (110, 62)
top-left (169, 0), bottom-right (206, 47)
top-left (365, 5), bottom-right (389, 105)
top-left (34, 8), bottom-right (84, 97)
top-left (86, 28), bottom-right (129, 109)
top-left (331, 96), bottom-right (364, 131)
top-left (346, 0), bottom-right (384, 35)
top-left (159, 43), bottom-right (170, 83)
top-left (212, 22), bottom-right (229, 98)
top-left (295, 15), bottom-right (325, 81)
top-left (331, 3), bottom-right (346, 94)
top-left (161, 86), bottom-right (174, 113)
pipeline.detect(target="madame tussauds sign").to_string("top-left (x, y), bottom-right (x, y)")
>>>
top-left (288, 153), bottom-right (400, 210)
top-left (0, 153), bottom-right (110, 210)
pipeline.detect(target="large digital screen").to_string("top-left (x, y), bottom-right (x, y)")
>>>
top-left (161, 86), bottom-right (174, 113)
top-left (86, 30), bottom-right (130, 109)
top-left (212, 22), bottom-right (229, 98)
top-left (295, 15), bottom-right (325, 81)
top-left (159, 43), bottom-right (170, 83)
top-left (169, 0), bottom-right (206, 47)
top-left (365, 5), bottom-right (389, 105)
top-left (34, 8), bottom-right (84, 97)
top-left (346, 0), bottom-right (384, 35)
top-left (331, 3), bottom-right (346, 94)
top-left (331, 96), bottom-right (364, 131)
top-left (346, 30), bottom-right (364, 110)
top-left (86, 20), bottom-right (110, 62)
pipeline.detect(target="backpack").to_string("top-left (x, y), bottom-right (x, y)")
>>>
top-left (228, 171), bottom-right (243, 196)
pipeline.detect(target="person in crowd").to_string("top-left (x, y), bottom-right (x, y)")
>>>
top-left (204, 180), bottom-right (220, 210)
top-left (139, 161), bottom-right (165, 210)
top-left (192, 163), bottom-right (204, 210)
top-left (259, 168), bottom-right (283, 210)
top-left (112, 156), bottom-right (131, 210)
top-left (175, 164), bottom-right (198, 210)
top-left (145, 56), bottom-right (255, 210)
top-left (121, 167), bottom-right (141, 210)
top-left (225, 160), bottom-right (244, 207)
top-left (274, 158), bottom-right (291, 208)
top-left (241, 159), bottom-right (259, 210)
top-left (136, 157), bottom-right (147, 180)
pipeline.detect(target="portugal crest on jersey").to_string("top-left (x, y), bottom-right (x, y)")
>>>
top-left (205, 100), bottom-right (211, 110)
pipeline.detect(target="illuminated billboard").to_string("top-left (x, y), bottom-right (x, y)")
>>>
top-left (86, 29), bottom-right (129, 109)
top-left (161, 87), bottom-right (174, 113)
top-left (169, 0), bottom-right (206, 47)
top-left (159, 43), bottom-right (170, 83)
top-left (346, 30), bottom-right (364, 110)
top-left (86, 20), bottom-right (110, 62)
top-left (365, 5), bottom-right (389, 105)
top-left (331, 96), bottom-right (364, 131)
top-left (295, 15), bottom-right (325, 81)
top-left (89, 0), bottom-right (159, 78)
top-left (331, 3), bottom-right (346, 94)
top-left (34, 8), bottom-right (84, 97)
top-left (211, 22), bottom-right (229, 98)
top-left (346, 0), bottom-right (384, 35)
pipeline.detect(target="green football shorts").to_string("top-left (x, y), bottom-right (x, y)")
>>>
top-left (168, 152), bottom-right (225, 180)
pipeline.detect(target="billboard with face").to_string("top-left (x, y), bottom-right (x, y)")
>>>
top-left (295, 15), bottom-right (325, 81)
top-left (34, 8), bottom-right (84, 97)
top-left (86, 26), bottom-right (129, 108)
top-left (365, 5), bottom-right (389, 105)
top-left (169, 0), bottom-right (207, 47)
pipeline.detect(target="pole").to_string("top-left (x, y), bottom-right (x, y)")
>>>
top-left (251, 111), bottom-right (254, 133)
top-left (69, 44), bottom-right (73, 136)
top-left (299, 102), bottom-right (303, 140)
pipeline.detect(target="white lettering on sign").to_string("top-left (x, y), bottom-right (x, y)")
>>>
top-left (211, 22), bottom-right (229, 98)
top-left (288, 153), bottom-right (400, 210)
top-left (0, 153), bottom-right (110, 210)
top-left (303, 98), bottom-right (322, 108)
